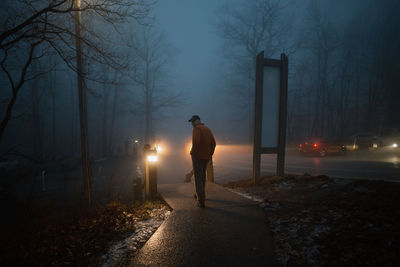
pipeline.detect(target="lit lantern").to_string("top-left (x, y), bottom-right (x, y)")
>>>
top-left (144, 146), bottom-right (158, 198)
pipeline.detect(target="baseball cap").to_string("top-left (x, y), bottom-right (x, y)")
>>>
top-left (188, 115), bottom-right (200, 122)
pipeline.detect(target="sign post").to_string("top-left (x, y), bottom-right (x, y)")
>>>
top-left (252, 51), bottom-right (288, 184)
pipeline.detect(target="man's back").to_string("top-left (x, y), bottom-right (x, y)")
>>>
top-left (190, 124), bottom-right (216, 160)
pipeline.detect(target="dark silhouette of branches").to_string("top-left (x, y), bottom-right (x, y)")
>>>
top-left (0, 0), bottom-right (151, 145)
top-left (128, 25), bottom-right (181, 143)
top-left (214, 0), bottom-right (292, 141)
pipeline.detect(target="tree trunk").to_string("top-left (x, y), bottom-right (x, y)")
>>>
top-left (51, 70), bottom-right (56, 158)
top-left (31, 59), bottom-right (42, 160)
top-left (248, 69), bottom-right (252, 143)
top-left (144, 57), bottom-right (151, 144)
top-left (70, 78), bottom-right (76, 156)
top-left (102, 82), bottom-right (109, 156)
top-left (0, 91), bottom-right (18, 145)
top-left (108, 83), bottom-right (119, 154)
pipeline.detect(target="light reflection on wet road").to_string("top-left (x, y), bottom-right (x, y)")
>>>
top-left (211, 145), bottom-right (400, 184)
top-left (156, 144), bottom-right (400, 184)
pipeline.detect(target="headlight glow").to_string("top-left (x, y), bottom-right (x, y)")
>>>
top-left (393, 143), bottom-right (398, 148)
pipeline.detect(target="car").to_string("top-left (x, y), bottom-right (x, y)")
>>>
top-left (299, 138), bottom-right (346, 157)
top-left (352, 133), bottom-right (381, 150)
top-left (378, 128), bottom-right (400, 149)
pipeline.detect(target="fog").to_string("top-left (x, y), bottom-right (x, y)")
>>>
top-left (1, 0), bottom-right (400, 205)
top-left (1, 0), bottom-right (399, 157)
top-left (2, 2), bottom-right (400, 265)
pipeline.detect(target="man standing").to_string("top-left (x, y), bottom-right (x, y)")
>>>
top-left (188, 115), bottom-right (216, 208)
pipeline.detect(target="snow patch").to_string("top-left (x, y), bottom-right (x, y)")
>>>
top-left (101, 208), bottom-right (170, 267)
top-left (226, 188), bottom-right (264, 203)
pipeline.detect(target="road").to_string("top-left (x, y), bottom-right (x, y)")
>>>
top-left (210, 145), bottom-right (400, 183)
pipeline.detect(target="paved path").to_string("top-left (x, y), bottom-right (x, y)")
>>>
top-left (130, 182), bottom-right (276, 266)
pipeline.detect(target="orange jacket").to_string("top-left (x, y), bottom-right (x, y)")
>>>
top-left (190, 123), bottom-right (216, 160)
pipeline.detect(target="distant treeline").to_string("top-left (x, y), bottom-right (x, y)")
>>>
top-left (216, 0), bottom-right (400, 142)
top-left (287, 0), bottom-right (400, 141)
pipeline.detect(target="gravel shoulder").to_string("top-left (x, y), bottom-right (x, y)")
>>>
top-left (223, 174), bottom-right (400, 266)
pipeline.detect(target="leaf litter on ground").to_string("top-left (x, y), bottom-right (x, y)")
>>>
top-left (224, 174), bottom-right (400, 266)
top-left (1, 198), bottom-right (171, 266)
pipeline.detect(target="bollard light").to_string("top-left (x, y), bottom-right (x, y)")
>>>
top-left (144, 146), bottom-right (158, 199)
top-left (147, 155), bottom-right (158, 162)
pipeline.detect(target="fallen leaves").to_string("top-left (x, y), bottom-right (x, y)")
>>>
top-left (225, 174), bottom-right (400, 266)
top-left (0, 199), bottom-right (170, 266)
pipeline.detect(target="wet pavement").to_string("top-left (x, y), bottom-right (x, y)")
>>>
top-left (129, 182), bottom-right (277, 266)
top-left (212, 145), bottom-right (400, 183)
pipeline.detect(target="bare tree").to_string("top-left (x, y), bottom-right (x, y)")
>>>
top-left (90, 66), bottom-right (119, 156)
top-left (0, 0), bottom-right (150, 145)
top-left (129, 25), bottom-right (181, 144)
top-left (302, 0), bottom-right (340, 137)
top-left (289, 0), bottom-right (400, 141)
top-left (361, 4), bottom-right (400, 132)
top-left (215, 0), bottom-right (292, 141)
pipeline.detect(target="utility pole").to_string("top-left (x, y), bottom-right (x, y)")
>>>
top-left (74, 0), bottom-right (92, 206)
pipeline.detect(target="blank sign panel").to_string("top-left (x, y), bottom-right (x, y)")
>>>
top-left (261, 66), bottom-right (280, 148)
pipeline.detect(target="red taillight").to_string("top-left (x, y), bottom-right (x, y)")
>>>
top-left (313, 143), bottom-right (318, 148)
top-left (299, 144), bottom-right (302, 147)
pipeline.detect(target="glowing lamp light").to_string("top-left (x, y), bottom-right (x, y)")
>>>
top-left (393, 143), bottom-right (398, 148)
top-left (147, 155), bottom-right (158, 162)
top-left (156, 145), bottom-right (163, 153)
top-left (313, 143), bottom-right (318, 148)
top-left (135, 140), bottom-right (139, 143)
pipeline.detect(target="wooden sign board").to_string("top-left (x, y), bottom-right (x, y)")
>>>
top-left (252, 52), bottom-right (288, 184)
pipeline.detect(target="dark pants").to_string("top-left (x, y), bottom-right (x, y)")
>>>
top-left (191, 156), bottom-right (209, 202)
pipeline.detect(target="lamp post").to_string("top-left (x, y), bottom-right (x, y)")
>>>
top-left (74, 0), bottom-right (92, 206)
top-left (144, 145), bottom-right (158, 199)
